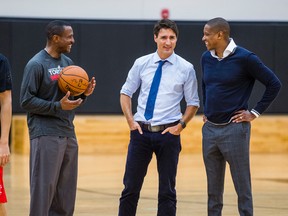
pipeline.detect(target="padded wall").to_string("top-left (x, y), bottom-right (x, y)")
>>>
top-left (0, 18), bottom-right (287, 114)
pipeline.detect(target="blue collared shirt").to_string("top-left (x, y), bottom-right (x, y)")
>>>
top-left (120, 51), bottom-right (200, 126)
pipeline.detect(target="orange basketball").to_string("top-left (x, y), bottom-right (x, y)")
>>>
top-left (58, 65), bottom-right (89, 96)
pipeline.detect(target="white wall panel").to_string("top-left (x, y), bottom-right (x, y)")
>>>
top-left (1, 0), bottom-right (288, 21)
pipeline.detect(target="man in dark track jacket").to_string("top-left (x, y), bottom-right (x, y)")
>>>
top-left (20, 20), bottom-right (96, 216)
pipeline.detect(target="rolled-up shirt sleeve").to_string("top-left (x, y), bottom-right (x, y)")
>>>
top-left (120, 60), bottom-right (141, 98)
top-left (184, 64), bottom-right (200, 108)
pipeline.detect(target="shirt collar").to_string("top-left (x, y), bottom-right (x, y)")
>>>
top-left (210, 38), bottom-right (237, 60)
top-left (153, 51), bottom-right (176, 64)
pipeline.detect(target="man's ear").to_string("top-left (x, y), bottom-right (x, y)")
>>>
top-left (154, 34), bottom-right (158, 42)
top-left (52, 34), bottom-right (60, 43)
top-left (217, 31), bottom-right (224, 39)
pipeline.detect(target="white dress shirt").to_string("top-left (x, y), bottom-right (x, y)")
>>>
top-left (120, 51), bottom-right (200, 126)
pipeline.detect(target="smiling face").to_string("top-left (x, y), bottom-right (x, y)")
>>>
top-left (202, 24), bottom-right (220, 51)
top-left (154, 28), bottom-right (177, 59)
top-left (55, 26), bottom-right (75, 54)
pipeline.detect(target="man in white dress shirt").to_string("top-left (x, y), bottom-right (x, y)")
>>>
top-left (118, 19), bottom-right (200, 216)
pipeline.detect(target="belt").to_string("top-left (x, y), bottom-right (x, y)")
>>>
top-left (137, 120), bottom-right (180, 132)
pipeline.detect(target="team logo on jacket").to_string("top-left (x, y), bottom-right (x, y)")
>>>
top-left (49, 65), bottom-right (64, 81)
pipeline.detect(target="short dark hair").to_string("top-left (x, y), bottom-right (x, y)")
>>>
top-left (206, 17), bottom-right (230, 38)
top-left (153, 19), bottom-right (179, 38)
top-left (45, 20), bottom-right (72, 40)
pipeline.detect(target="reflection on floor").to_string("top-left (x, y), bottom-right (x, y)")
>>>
top-left (5, 153), bottom-right (288, 216)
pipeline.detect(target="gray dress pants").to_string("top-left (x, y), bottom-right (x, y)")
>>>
top-left (202, 121), bottom-right (253, 216)
top-left (29, 135), bottom-right (78, 216)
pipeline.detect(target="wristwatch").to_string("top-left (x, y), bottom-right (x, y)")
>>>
top-left (179, 120), bottom-right (186, 129)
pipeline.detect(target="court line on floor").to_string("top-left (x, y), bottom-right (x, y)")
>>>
top-left (77, 188), bottom-right (288, 211)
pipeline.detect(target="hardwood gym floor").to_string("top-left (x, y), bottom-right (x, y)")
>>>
top-left (5, 153), bottom-right (288, 215)
top-left (5, 115), bottom-right (288, 215)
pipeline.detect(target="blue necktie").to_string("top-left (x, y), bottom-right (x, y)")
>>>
top-left (144, 60), bottom-right (166, 120)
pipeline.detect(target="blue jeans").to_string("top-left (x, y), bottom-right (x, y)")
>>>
top-left (118, 129), bottom-right (181, 216)
top-left (202, 121), bottom-right (253, 216)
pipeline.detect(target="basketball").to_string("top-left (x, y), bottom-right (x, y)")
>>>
top-left (58, 65), bottom-right (89, 96)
